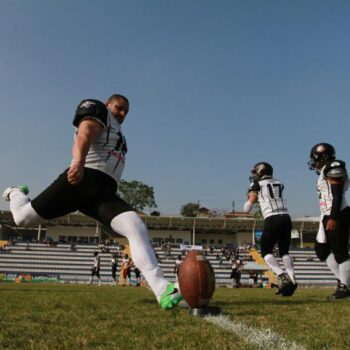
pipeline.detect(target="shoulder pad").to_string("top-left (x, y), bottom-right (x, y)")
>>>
top-left (324, 160), bottom-right (347, 178)
top-left (248, 181), bottom-right (260, 193)
top-left (73, 99), bottom-right (108, 127)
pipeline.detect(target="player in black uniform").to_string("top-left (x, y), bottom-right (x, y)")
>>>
top-left (309, 143), bottom-right (350, 300)
top-left (244, 162), bottom-right (297, 296)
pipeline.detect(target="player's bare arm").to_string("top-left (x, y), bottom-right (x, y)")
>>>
top-left (244, 191), bottom-right (257, 212)
top-left (67, 119), bottom-right (103, 185)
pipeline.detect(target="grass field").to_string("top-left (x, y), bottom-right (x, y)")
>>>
top-left (0, 283), bottom-right (350, 350)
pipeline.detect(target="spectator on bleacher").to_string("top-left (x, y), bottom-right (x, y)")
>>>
top-left (89, 251), bottom-right (101, 286)
top-left (244, 162), bottom-right (297, 297)
top-left (69, 242), bottom-right (77, 252)
top-left (248, 270), bottom-right (257, 287)
top-left (308, 143), bottom-right (350, 300)
top-left (209, 246), bottom-right (214, 255)
top-left (174, 255), bottom-right (182, 276)
top-left (134, 266), bottom-right (141, 286)
top-left (121, 254), bottom-right (132, 286)
top-left (25, 243), bottom-right (30, 251)
top-left (163, 242), bottom-right (171, 258)
top-left (0, 244), bottom-right (10, 253)
top-left (3, 94), bottom-right (182, 310)
top-left (111, 252), bottom-right (118, 286)
top-left (230, 258), bottom-right (242, 288)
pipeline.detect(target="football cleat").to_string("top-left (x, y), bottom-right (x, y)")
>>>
top-left (160, 282), bottom-right (183, 310)
top-left (327, 283), bottom-right (350, 301)
top-left (3, 185), bottom-right (29, 201)
top-left (281, 281), bottom-right (298, 297)
top-left (276, 273), bottom-right (292, 296)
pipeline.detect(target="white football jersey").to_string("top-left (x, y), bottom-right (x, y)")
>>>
top-left (73, 109), bottom-right (127, 182)
top-left (249, 178), bottom-right (288, 219)
top-left (317, 165), bottom-right (349, 216)
top-left (93, 256), bottom-right (100, 268)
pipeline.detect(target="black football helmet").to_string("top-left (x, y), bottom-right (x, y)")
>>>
top-left (308, 143), bottom-right (336, 171)
top-left (249, 162), bottom-right (273, 182)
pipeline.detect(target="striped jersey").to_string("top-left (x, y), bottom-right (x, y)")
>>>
top-left (248, 178), bottom-right (288, 218)
top-left (317, 164), bottom-right (349, 216)
top-left (73, 100), bottom-right (127, 182)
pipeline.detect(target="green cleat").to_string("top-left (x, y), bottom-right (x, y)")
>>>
top-left (160, 283), bottom-right (183, 310)
top-left (2, 185), bottom-right (29, 201)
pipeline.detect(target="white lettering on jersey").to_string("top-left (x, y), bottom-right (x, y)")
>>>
top-left (317, 166), bottom-right (349, 216)
top-left (73, 109), bottom-right (127, 182)
top-left (256, 178), bottom-right (288, 218)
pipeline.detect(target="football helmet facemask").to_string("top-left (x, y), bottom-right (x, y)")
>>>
top-left (249, 162), bottom-right (273, 182)
top-left (308, 143), bottom-right (336, 171)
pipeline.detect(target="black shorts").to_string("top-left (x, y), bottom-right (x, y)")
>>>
top-left (322, 206), bottom-right (350, 263)
top-left (112, 265), bottom-right (118, 279)
top-left (31, 168), bottom-right (133, 226)
top-left (230, 269), bottom-right (240, 279)
top-left (91, 267), bottom-right (100, 277)
top-left (260, 214), bottom-right (292, 258)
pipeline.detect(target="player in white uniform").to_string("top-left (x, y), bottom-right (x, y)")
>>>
top-left (308, 143), bottom-right (350, 300)
top-left (3, 94), bottom-right (182, 309)
top-left (243, 162), bottom-right (297, 296)
top-left (89, 251), bottom-right (101, 286)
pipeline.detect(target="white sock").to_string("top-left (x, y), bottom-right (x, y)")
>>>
top-left (264, 253), bottom-right (283, 276)
top-left (339, 259), bottom-right (350, 287)
top-left (326, 253), bottom-right (341, 280)
top-left (9, 189), bottom-right (43, 226)
top-left (282, 254), bottom-right (295, 283)
top-left (110, 211), bottom-right (168, 300)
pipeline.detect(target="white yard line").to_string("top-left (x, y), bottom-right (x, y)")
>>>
top-left (205, 315), bottom-right (305, 350)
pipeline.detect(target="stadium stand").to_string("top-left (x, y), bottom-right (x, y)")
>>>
top-left (0, 242), bottom-right (338, 287)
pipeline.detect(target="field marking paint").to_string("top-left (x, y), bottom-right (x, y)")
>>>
top-left (205, 315), bottom-right (305, 350)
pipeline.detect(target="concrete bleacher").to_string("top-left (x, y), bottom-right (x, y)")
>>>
top-left (0, 243), bottom-right (339, 287)
top-left (0, 243), bottom-right (122, 284)
top-left (276, 249), bottom-right (336, 286)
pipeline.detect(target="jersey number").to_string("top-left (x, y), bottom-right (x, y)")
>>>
top-left (267, 184), bottom-right (282, 199)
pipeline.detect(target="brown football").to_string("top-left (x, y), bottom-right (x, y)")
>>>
top-left (178, 250), bottom-right (216, 308)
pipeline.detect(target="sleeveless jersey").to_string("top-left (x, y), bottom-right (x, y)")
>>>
top-left (248, 178), bottom-right (288, 219)
top-left (73, 107), bottom-right (127, 182)
top-left (317, 163), bottom-right (349, 216)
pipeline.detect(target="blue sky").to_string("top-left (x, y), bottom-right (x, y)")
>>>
top-left (1, 0), bottom-right (350, 216)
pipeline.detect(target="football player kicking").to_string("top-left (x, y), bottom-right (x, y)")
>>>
top-left (243, 162), bottom-right (297, 296)
top-left (3, 94), bottom-right (182, 309)
top-left (308, 143), bottom-right (350, 300)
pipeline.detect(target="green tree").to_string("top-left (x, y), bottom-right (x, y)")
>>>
top-left (180, 202), bottom-right (200, 217)
top-left (252, 203), bottom-right (263, 219)
top-left (117, 180), bottom-right (157, 211)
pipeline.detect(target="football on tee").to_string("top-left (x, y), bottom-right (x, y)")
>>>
top-left (178, 250), bottom-right (215, 308)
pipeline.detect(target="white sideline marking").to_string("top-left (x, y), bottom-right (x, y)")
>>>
top-left (205, 315), bottom-right (305, 350)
